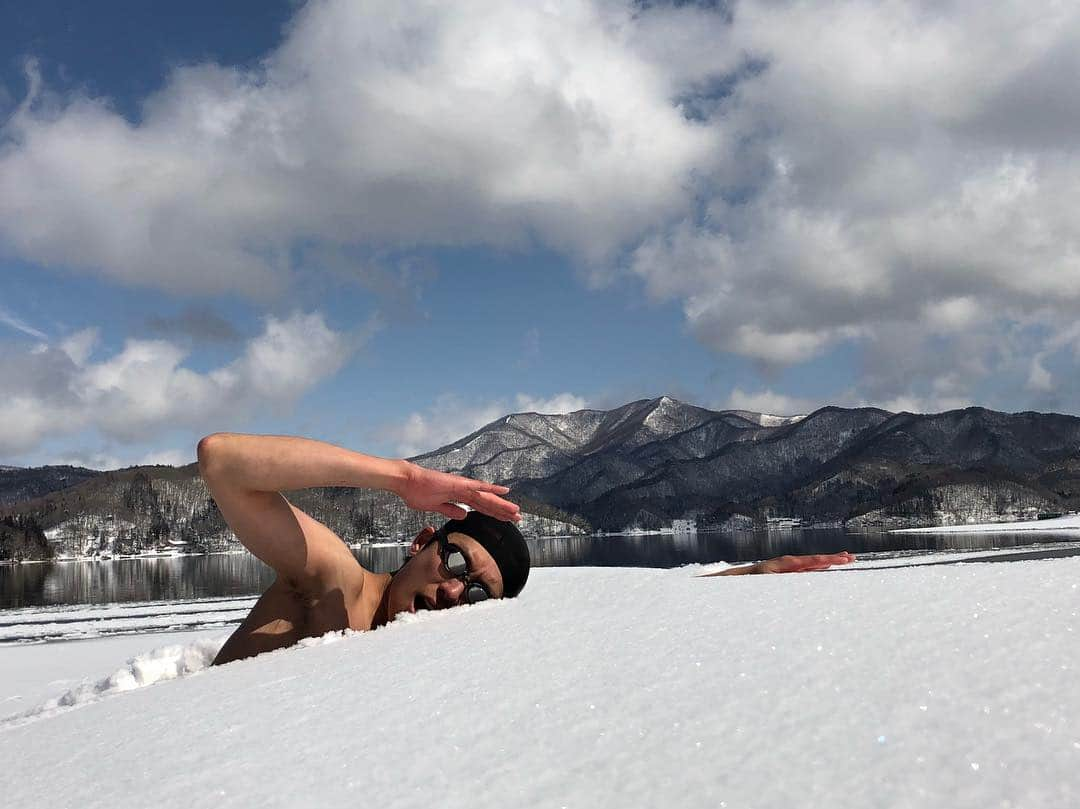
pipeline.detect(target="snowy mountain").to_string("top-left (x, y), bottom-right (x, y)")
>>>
top-left (3, 397), bottom-right (1080, 559)
top-left (415, 398), bottom-right (1080, 531)
top-left (409, 396), bottom-right (725, 481)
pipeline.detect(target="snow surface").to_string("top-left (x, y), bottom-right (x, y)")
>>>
top-left (894, 514), bottom-right (1080, 533)
top-left (3, 560), bottom-right (1079, 808)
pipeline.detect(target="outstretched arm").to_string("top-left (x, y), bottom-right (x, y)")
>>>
top-left (196, 433), bottom-right (520, 597)
top-left (197, 432), bottom-right (520, 522)
top-left (701, 551), bottom-right (855, 576)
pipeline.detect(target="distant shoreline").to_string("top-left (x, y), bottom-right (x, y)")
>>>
top-left (892, 513), bottom-right (1080, 534)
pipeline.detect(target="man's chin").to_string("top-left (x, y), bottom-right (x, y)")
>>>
top-left (392, 594), bottom-right (424, 617)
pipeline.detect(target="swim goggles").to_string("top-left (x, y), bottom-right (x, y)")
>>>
top-left (435, 526), bottom-right (492, 604)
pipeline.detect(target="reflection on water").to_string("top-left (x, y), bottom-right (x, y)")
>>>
top-left (530, 528), bottom-right (1080, 568)
top-left (0, 545), bottom-right (410, 609)
top-left (1, 554), bottom-right (277, 609)
top-left (2, 529), bottom-right (1079, 608)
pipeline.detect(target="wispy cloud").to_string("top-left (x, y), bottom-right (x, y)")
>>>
top-left (0, 305), bottom-right (48, 340)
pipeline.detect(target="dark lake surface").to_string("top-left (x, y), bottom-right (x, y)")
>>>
top-left (3, 528), bottom-right (1080, 609)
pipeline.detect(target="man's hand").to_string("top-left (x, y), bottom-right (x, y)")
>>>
top-left (704, 551), bottom-right (855, 576)
top-left (396, 462), bottom-right (522, 523)
top-left (755, 551), bottom-right (855, 573)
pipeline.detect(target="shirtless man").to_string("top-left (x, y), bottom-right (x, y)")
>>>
top-left (198, 432), bottom-right (854, 665)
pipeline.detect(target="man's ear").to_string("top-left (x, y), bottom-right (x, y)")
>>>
top-left (408, 526), bottom-right (436, 556)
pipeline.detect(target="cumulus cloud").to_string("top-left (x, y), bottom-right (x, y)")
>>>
top-left (0, 311), bottom-right (368, 456)
top-left (2, 1), bottom-right (1079, 411)
top-left (624, 0), bottom-right (1080, 404)
top-left (0, 0), bottom-right (714, 297)
top-left (388, 391), bottom-right (589, 457)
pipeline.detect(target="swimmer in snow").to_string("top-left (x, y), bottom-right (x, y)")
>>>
top-left (198, 433), bottom-right (854, 665)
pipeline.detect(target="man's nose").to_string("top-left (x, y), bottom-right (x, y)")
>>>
top-left (438, 577), bottom-right (465, 605)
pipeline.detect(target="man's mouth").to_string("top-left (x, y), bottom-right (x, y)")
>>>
top-left (414, 594), bottom-right (429, 612)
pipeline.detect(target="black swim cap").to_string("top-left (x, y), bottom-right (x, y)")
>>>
top-left (440, 510), bottom-right (530, 598)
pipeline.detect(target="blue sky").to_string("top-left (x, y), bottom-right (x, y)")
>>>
top-left (2, 1), bottom-right (1078, 469)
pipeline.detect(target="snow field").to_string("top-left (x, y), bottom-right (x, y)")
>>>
top-left (3, 561), bottom-right (1079, 809)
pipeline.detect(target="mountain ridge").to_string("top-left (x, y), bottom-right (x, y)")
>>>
top-left (3, 396), bottom-right (1079, 558)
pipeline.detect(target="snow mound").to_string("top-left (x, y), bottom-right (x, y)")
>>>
top-left (3, 636), bottom-right (226, 727)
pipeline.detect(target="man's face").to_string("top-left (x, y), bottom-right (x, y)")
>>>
top-left (389, 527), bottom-right (506, 617)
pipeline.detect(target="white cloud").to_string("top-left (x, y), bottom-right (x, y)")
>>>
top-left (2, 1), bottom-right (1079, 411)
top-left (865, 393), bottom-right (973, 415)
top-left (44, 450), bottom-right (127, 472)
top-left (922, 297), bottom-right (983, 335)
top-left (1027, 356), bottom-right (1053, 393)
top-left (0, 1), bottom-right (714, 297)
top-left (513, 392), bottom-right (588, 415)
top-left (874, 395), bottom-right (925, 414)
top-left (387, 391), bottom-right (589, 457)
top-left (59, 327), bottom-right (99, 366)
top-left (33, 446), bottom-right (194, 472)
top-left (138, 448), bottom-right (195, 467)
top-left (724, 388), bottom-right (816, 417)
top-left (1043, 322), bottom-right (1080, 359)
top-left (624, 0), bottom-right (1080, 404)
top-left (727, 324), bottom-right (856, 366)
top-left (0, 311), bottom-right (367, 456)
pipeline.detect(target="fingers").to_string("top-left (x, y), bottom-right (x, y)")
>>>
top-left (450, 472), bottom-right (510, 495)
top-left (466, 476), bottom-right (509, 494)
top-left (483, 500), bottom-right (522, 522)
top-left (465, 489), bottom-right (522, 522)
top-left (439, 472), bottom-right (522, 521)
top-left (439, 503), bottom-right (469, 520)
top-left (801, 552), bottom-right (855, 572)
top-left (452, 477), bottom-right (513, 501)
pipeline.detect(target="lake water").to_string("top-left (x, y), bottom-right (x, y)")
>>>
top-left (3, 528), bottom-right (1080, 609)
